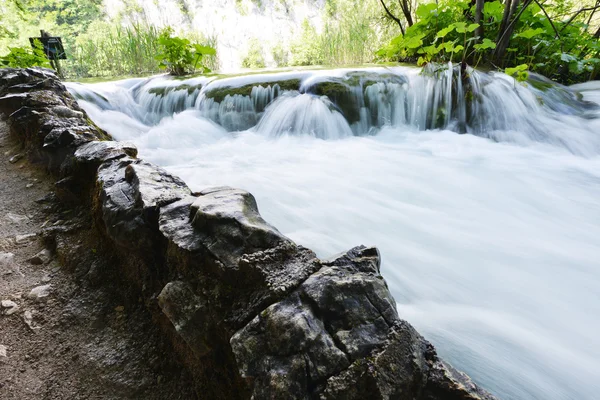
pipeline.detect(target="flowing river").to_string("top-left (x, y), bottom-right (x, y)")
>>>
top-left (67, 65), bottom-right (600, 400)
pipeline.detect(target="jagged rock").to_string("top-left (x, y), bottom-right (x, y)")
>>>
top-left (8, 153), bottom-right (23, 163)
top-left (1, 300), bottom-right (19, 315)
top-left (158, 281), bottom-right (211, 356)
top-left (189, 186), bottom-right (292, 269)
top-left (0, 344), bottom-right (7, 362)
top-left (98, 158), bottom-right (191, 249)
top-left (159, 195), bottom-right (320, 330)
top-left (15, 233), bottom-right (36, 244)
top-left (5, 212), bottom-right (27, 223)
top-left (27, 284), bottom-right (51, 300)
top-left (231, 246), bottom-right (497, 400)
top-left (74, 140), bottom-right (137, 167)
top-left (28, 249), bottom-right (52, 265)
top-left (23, 310), bottom-right (36, 330)
top-left (231, 246), bottom-right (396, 398)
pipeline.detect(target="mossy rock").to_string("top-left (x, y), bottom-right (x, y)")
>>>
top-left (309, 80), bottom-right (360, 124)
top-left (148, 84), bottom-right (203, 97)
top-left (204, 79), bottom-right (300, 103)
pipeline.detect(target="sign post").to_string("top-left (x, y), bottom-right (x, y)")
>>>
top-left (29, 30), bottom-right (66, 78)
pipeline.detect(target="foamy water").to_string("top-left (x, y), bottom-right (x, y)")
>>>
top-left (68, 68), bottom-right (600, 400)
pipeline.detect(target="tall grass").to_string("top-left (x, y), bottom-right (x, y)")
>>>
top-left (64, 21), bottom-right (218, 78)
top-left (289, 0), bottom-right (400, 67)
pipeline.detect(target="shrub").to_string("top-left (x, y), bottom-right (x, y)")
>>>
top-left (0, 39), bottom-right (51, 69)
top-left (155, 27), bottom-right (216, 76)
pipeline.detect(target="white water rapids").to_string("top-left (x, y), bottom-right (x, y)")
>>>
top-left (67, 66), bottom-right (600, 400)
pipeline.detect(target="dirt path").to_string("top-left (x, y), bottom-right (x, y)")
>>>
top-left (0, 120), bottom-right (196, 399)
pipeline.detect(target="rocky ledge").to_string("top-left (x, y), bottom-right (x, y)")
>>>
top-left (0, 68), bottom-right (497, 400)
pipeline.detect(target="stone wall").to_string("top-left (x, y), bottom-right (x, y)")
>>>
top-left (0, 67), bottom-right (497, 400)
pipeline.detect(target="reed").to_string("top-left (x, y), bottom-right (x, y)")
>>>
top-left (63, 22), bottom-right (217, 78)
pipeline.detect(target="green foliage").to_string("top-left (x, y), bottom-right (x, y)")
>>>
top-left (241, 38), bottom-right (266, 69)
top-left (0, 39), bottom-right (50, 69)
top-left (505, 64), bottom-right (529, 82)
top-left (378, 0), bottom-right (600, 84)
top-left (289, 0), bottom-right (400, 67)
top-left (155, 27), bottom-right (216, 76)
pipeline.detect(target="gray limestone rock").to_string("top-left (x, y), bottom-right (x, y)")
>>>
top-left (158, 281), bottom-right (211, 356)
top-left (189, 186), bottom-right (292, 269)
top-left (98, 157), bottom-right (191, 249)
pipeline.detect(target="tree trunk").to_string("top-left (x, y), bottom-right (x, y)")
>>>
top-left (494, 0), bottom-right (533, 66)
top-left (475, 0), bottom-right (485, 41)
top-left (379, 0), bottom-right (405, 35)
top-left (399, 0), bottom-right (414, 27)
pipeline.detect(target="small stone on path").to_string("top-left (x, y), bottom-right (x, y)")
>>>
top-left (15, 233), bottom-right (36, 244)
top-left (9, 153), bottom-right (23, 164)
top-left (6, 212), bottom-right (28, 223)
top-left (1, 300), bottom-right (19, 315)
top-left (23, 310), bottom-right (36, 330)
top-left (29, 249), bottom-right (52, 265)
top-left (27, 285), bottom-right (51, 300)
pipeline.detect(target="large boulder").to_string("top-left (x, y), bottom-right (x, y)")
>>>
top-left (231, 246), bottom-right (497, 400)
top-left (97, 158), bottom-right (191, 249)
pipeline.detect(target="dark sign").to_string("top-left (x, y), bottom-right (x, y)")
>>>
top-left (29, 36), bottom-right (67, 60)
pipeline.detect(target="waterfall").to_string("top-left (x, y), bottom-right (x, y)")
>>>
top-left (67, 65), bottom-right (600, 155)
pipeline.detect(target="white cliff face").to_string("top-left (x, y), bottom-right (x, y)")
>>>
top-left (103, 0), bottom-right (326, 71)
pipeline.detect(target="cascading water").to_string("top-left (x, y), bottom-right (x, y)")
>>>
top-left (67, 65), bottom-right (600, 400)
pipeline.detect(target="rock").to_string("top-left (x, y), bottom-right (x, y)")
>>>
top-left (27, 284), bottom-right (51, 300)
top-left (0, 252), bottom-right (15, 264)
top-left (232, 246), bottom-right (497, 399)
top-left (26, 183), bottom-right (34, 188)
top-left (6, 212), bottom-right (28, 223)
top-left (158, 281), bottom-right (211, 356)
top-left (98, 158), bottom-right (191, 249)
top-left (74, 140), bottom-right (137, 166)
top-left (0, 345), bottom-right (7, 361)
top-left (188, 186), bottom-right (292, 269)
top-left (1, 300), bottom-right (19, 315)
top-left (159, 195), bottom-right (319, 330)
top-left (28, 249), bottom-right (52, 265)
top-left (23, 310), bottom-right (36, 330)
top-left (0, 252), bottom-right (22, 277)
top-left (231, 246), bottom-right (394, 398)
top-left (15, 233), bottom-right (36, 244)
top-left (9, 153), bottom-right (23, 164)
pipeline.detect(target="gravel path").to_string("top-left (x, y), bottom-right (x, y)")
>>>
top-left (0, 120), bottom-right (196, 399)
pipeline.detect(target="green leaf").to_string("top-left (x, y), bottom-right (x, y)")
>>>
top-left (453, 45), bottom-right (464, 52)
top-left (454, 22), bottom-right (467, 33)
top-left (516, 28), bottom-right (544, 40)
top-left (416, 3), bottom-right (438, 20)
top-left (404, 34), bottom-right (425, 49)
top-left (505, 64), bottom-right (529, 80)
top-left (437, 25), bottom-right (455, 38)
top-left (473, 38), bottom-right (496, 51)
top-left (467, 23), bottom-right (479, 33)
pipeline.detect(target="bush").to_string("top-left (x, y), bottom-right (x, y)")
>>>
top-left (155, 27), bottom-right (216, 76)
top-left (241, 38), bottom-right (266, 69)
top-left (0, 40), bottom-right (51, 69)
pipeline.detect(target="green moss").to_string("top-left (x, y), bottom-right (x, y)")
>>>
top-left (312, 80), bottom-right (360, 124)
top-left (204, 79), bottom-right (300, 103)
top-left (148, 84), bottom-right (203, 97)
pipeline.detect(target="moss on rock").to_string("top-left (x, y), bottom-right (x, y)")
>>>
top-left (204, 79), bottom-right (300, 103)
top-left (310, 80), bottom-right (360, 124)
